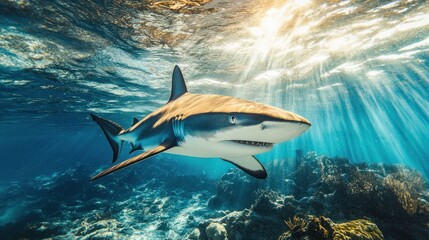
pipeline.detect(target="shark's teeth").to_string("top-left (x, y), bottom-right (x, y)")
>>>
top-left (231, 140), bottom-right (273, 147)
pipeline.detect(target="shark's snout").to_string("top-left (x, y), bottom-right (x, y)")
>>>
top-left (258, 116), bottom-right (311, 144)
top-left (294, 115), bottom-right (311, 126)
top-left (267, 108), bottom-right (311, 126)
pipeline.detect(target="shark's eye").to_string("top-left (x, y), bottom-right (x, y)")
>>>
top-left (228, 114), bottom-right (237, 125)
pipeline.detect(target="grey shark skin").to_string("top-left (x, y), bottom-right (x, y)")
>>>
top-left (90, 66), bottom-right (311, 181)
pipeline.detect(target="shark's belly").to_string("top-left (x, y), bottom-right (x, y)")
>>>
top-left (166, 136), bottom-right (270, 158)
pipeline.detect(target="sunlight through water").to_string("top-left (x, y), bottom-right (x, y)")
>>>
top-left (0, 0), bottom-right (428, 177)
top-left (207, 0), bottom-right (429, 175)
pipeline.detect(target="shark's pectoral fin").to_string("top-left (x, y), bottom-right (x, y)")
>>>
top-left (222, 156), bottom-right (267, 179)
top-left (91, 139), bottom-right (176, 181)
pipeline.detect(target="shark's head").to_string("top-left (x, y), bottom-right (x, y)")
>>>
top-left (179, 96), bottom-right (311, 157)
top-left (159, 65), bottom-right (312, 158)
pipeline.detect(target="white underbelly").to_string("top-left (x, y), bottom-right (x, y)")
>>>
top-left (165, 136), bottom-right (271, 158)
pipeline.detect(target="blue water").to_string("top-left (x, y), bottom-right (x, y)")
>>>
top-left (1, 0), bottom-right (429, 239)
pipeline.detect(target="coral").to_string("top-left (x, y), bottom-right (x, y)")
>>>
top-left (200, 206), bottom-right (287, 240)
top-left (345, 168), bottom-right (380, 196)
top-left (291, 152), bottom-right (322, 198)
top-left (279, 216), bottom-right (307, 240)
top-left (292, 152), bottom-right (352, 198)
top-left (205, 222), bottom-right (227, 240)
top-left (278, 216), bottom-right (383, 240)
top-left (278, 216), bottom-right (334, 240)
top-left (333, 219), bottom-right (383, 240)
top-left (252, 189), bottom-right (284, 215)
top-left (382, 168), bottom-right (424, 215)
top-left (284, 215), bottom-right (306, 233)
top-left (208, 169), bottom-right (263, 210)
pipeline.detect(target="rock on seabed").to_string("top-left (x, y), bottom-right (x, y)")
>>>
top-left (205, 222), bottom-right (228, 240)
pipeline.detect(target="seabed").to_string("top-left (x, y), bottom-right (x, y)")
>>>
top-left (0, 152), bottom-right (428, 239)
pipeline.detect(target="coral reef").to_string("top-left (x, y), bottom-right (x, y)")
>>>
top-left (278, 216), bottom-right (383, 240)
top-left (382, 168), bottom-right (424, 215)
top-left (201, 152), bottom-right (429, 240)
top-left (1, 152), bottom-right (428, 239)
top-left (287, 152), bottom-right (429, 221)
top-left (208, 169), bottom-right (265, 210)
top-left (195, 190), bottom-right (294, 239)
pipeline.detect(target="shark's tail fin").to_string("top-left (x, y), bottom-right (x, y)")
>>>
top-left (90, 113), bottom-right (124, 163)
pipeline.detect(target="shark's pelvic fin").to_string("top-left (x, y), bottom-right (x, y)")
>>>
top-left (129, 143), bottom-right (142, 154)
top-left (168, 65), bottom-right (188, 102)
top-left (91, 139), bottom-right (176, 181)
top-left (90, 113), bottom-right (124, 163)
top-left (133, 118), bottom-right (139, 126)
top-left (222, 156), bottom-right (267, 179)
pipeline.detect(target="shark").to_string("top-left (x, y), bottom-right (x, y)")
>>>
top-left (90, 66), bottom-right (311, 181)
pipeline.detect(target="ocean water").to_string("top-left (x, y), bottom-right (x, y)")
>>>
top-left (1, 0), bottom-right (428, 239)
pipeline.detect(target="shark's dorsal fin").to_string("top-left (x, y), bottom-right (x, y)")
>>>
top-left (133, 118), bottom-right (139, 125)
top-left (169, 65), bottom-right (188, 102)
top-left (222, 156), bottom-right (267, 179)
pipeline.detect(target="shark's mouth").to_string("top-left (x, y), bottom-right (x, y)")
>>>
top-left (231, 140), bottom-right (273, 147)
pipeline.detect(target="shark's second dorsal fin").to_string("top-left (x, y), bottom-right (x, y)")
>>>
top-left (168, 65), bottom-right (188, 102)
